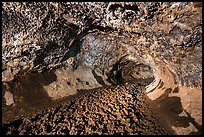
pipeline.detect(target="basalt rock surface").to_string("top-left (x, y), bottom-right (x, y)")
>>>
top-left (3, 83), bottom-right (169, 135)
top-left (2, 2), bottom-right (202, 87)
top-left (2, 2), bottom-right (202, 135)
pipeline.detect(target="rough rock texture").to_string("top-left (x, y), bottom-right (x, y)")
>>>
top-left (2, 2), bottom-right (202, 88)
top-left (2, 2), bottom-right (202, 135)
top-left (2, 83), bottom-right (169, 135)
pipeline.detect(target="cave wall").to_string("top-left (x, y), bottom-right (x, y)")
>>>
top-left (2, 2), bottom-right (202, 135)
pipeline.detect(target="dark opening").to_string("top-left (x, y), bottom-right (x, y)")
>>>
top-left (76, 78), bottom-right (81, 82)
